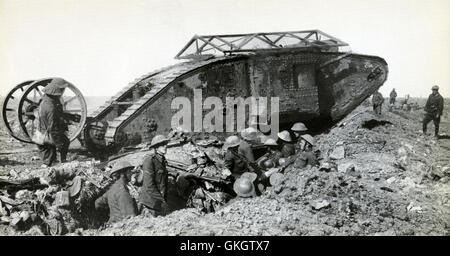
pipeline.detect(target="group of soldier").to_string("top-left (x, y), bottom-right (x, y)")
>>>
top-left (34, 77), bottom-right (444, 225)
top-left (93, 122), bottom-right (318, 224)
top-left (372, 85), bottom-right (444, 138)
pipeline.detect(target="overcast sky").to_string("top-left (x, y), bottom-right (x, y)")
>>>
top-left (0, 0), bottom-right (448, 98)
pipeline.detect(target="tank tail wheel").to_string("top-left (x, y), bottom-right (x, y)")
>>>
top-left (2, 80), bottom-right (36, 143)
top-left (17, 78), bottom-right (87, 143)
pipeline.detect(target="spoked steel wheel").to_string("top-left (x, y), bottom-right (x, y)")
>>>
top-left (2, 80), bottom-right (36, 143)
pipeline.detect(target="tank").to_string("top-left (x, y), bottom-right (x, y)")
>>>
top-left (1, 29), bottom-right (389, 214)
top-left (2, 30), bottom-right (388, 154)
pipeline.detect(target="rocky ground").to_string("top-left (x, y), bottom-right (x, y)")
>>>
top-left (0, 100), bottom-right (449, 236)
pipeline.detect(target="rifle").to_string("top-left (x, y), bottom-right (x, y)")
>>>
top-left (166, 160), bottom-right (231, 185)
top-left (228, 149), bottom-right (265, 178)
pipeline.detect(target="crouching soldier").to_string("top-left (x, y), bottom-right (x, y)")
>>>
top-left (277, 130), bottom-right (296, 158)
top-left (139, 135), bottom-right (170, 217)
top-left (256, 138), bottom-right (282, 169)
top-left (95, 161), bottom-right (138, 223)
top-left (293, 134), bottom-right (318, 168)
top-left (223, 135), bottom-right (248, 179)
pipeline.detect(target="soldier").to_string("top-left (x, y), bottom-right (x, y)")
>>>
top-left (238, 127), bottom-right (257, 162)
top-left (223, 135), bottom-right (249, 179)
top-left (423, 85), bottom-right (444, 138)
top-left (95, 161), bottom-right (138, 224)
top-left (293, 134), bottom-right (318, 168)
top-left (277, 130), bottom-right (295, 158)
top-left (389, 88), bottom-right (397, 105)
top-left (37, 78), bottom-right (70, 167)
top-left (290, 122), bottom-right (308, 152)
top-left (139, 135), bottom-right (170, 217)
top-left (256, 138), bottom-right (282, 169)
top-left (372, 90), bottom-right (384, 115)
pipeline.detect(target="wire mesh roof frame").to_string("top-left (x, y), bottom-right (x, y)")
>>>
top-left (175, 29), bottom-right (348, 59)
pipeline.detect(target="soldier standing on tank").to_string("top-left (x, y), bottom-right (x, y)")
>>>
top-left (389, 88), bottom-right (397, 105)
top-left (423, 85), bottom-right (444, 138)
top-left (38, 78), bottom-right (70, 167)
top-left (372, 90), bottom-right (384, 115)
top-left (139, 135), bottom-right (170, 217)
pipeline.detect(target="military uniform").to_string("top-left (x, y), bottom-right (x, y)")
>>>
top-left (38, 94), bottom-right (70, 166)
top-left (293, 151), bottom-right (317, 168)
top-left (423, 92), bottom-right (444, 136)
top-left (280, 142), bottom-right (296, 158)
top-left (389, 90), bottom-right (397, 105)
top-left (238, 140), bottom-right (255, 162)
top-left (224, 149), bottom-right (248, 178)
top-left (372, 92), bottom-right (384, 115)
top-left (139, 153), bottom-right (168, 216)
top-left (95, 177), bottom-right (138, 223)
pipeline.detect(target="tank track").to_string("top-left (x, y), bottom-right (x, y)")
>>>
top-left (99, 56), bottom-right (242, 144)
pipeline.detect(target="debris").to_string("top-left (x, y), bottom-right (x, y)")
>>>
top-left (54, 191), bottom-right (70, 207)
top-left (386, 177), bottom-right (396, 184)
top-left (312, 200), bottom-right (330, 210)
top-left (338, 162), bottom-right (356, 173)
top-left (330, 146), bottom-right (345, 160)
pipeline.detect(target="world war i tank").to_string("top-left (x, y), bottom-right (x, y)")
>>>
top-left (2, 30), bottom-right (388, 213)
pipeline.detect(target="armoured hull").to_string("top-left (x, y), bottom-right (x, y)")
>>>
top-left (84, 50), bottom-right (388, 151)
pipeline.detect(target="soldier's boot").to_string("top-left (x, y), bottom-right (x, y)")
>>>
top-left (422, 123), bottom-right (427, 135)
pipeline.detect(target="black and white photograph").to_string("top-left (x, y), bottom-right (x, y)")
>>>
top-left (0, 0), bottom-right (448, 243)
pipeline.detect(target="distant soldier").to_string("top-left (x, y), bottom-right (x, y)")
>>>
top-left (139, 135), bottom-right (170, 217)
top-left (423, 85), bottom-right (444, 138)
top-left (277, 130), bottom-right (295, 158)
top-left (37, 78), bottom-right (71, 167)
top-left (372, 90), bottom-right (384, 115)
top-left (95, 161), bottom-right (138, 224)
top-left (389, 88), bottom-right (397, 105)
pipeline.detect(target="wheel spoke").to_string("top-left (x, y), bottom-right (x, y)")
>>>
top-left (65, 109), bottom-right (81, 113)
top-left (35, 88), bottom-right (43, 97)
top-left (64, 96), bottom-right (78, 106)
top-left (24, 98), bottom-right (38, 105)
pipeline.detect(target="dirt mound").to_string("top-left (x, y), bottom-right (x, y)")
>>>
top-left (1, 102), bottom-right (449, 236)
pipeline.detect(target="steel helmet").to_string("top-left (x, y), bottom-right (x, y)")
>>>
top-left (223, 135), bottom-right (240, 149)
top-left (277, 130), bottom-right (292, 142)
top-left (291, 122), bottom-right (308, 132)
top-left (109, 160), bottom-right (134, 177)
top-left (263, 138), bottom-right (278, 146)
top-left (233, 173), bottom-right (257, 197)
top-left (42, 78), bottom-right (68, 96)
top-left (432, 85), bottom-right (439, 90)
top-left (240, 127), bottom-right (258, 141)
top-left (278, 158), bottom-right (287, 166)
top-left (300, 134), bottom-right (315, 146)
top-left (263, 159), bottom-right (275, 169)
top-left (149, 135), bottom-right (169, 148)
